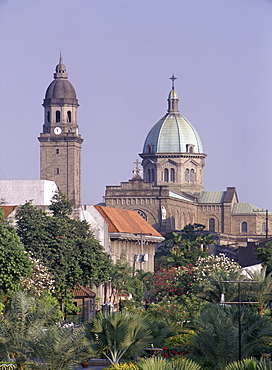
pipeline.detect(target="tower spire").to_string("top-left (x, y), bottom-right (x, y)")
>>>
top-left (54, 54), bottom-right (68, 79)
top-left (167, 74), bottom-right (179, 113)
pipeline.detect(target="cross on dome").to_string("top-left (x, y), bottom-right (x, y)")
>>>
top-left (170, 74), bottom-right (177, 90)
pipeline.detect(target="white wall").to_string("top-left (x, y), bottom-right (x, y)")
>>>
top-left (80, 205), bottom-right (110, 252)
top-left (0, 180), bottom-right (58, 205)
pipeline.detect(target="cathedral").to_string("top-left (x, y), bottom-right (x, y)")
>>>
top-left (37, 57), bottom-right (270, 248)
top-left (104, 76), bottom-right (270, 246)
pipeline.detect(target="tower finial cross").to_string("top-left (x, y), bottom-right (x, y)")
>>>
top-left (170, 74), bottom-right (177, 90)
top-left (133, 159), bottom-right (142, 177)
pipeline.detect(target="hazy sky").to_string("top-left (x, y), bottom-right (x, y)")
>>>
top-left (1, 0), bottom-right (272, 212)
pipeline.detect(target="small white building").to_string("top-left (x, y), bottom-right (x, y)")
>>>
top-left (0, 180), bottom-right (58, 206)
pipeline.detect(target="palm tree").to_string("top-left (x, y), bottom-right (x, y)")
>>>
top-left (196, 267), bottom-right (245, 303)
top-left (136, 270), bottom-right (154, 302)
top-left (0, 291), bottom-right (87, 370)
top-left (138, 357), bottom-right (202, 370)
top-left (85, 311), bottom-right (153, 364)
top-left (225, 358), bottom-right (272, 370)
top-left (25, 325), bottom-right (88, 370)
top-left (244, 266), bottom-right (272, 315)
top-left (0, 291), bottom-right (46, 368)
top-left (190, 304), bottom-right (272, 369)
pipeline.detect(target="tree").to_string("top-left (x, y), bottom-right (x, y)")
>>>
top-left (85, 311), bottom-right (153, 364)
top-left (190, 304), bottom-right (272, 369)
top-left (25, 325), bottom-right (88, 370)
top-left (15, 193), bottom-right (112, 298)
top-left (256, 241), bottom-right (272, 274)
top-left (225, 358), bottom-right (272, 370)
top-left (0, 291), bottom-right (87, 369)
top-left (194, 254), bottom-right (245, 303)
top-left (155, 224), bottom-right (214, 269)
top-left (138, 357), bottom-right (202, 370)
top-left (0, 208), bottom-right (32, 296)
top-left (244, 265), bottom-right (272, 315)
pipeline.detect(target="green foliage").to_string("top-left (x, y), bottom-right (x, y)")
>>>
top-left (15, 195), bottom-right (112, 297)
top-left (244, 266), bottom-right (272, 315)
top-left (105, 362), bottom-right (139, 370)
top-left (85, 312), bottom-right (154, 364)
top-left (190, 304), bottom-right (272, 369)
top-left (0, 208), bottom-right (32, 296)
top-left (110, 254), bottom-right (149, 306)
top-left (155, 224), bottom-right (214, 270)
top-left (225, 358), bottom-right (272, 370)
top-left (0, 291), bottom-right (87, 369)
top-left (257, 241), bottom-right (272, 274)
top-left (138, 357), bottom-right (202, 370)
top-left (49, 191), bottom-right (73, 216)
top-left (25, 325), bottom-right (89, 370)
top-left (146, 297), bottom-right (202, 335)
top-left (194, 254), bottom-right (245, 303)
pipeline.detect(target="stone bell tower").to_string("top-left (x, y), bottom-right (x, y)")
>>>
top-left (38, 55), bottom-right (83, 207)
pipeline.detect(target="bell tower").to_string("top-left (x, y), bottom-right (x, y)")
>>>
top-left (38, 55), bottom-right (83, 207)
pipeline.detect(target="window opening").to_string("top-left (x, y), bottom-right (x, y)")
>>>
top-left (164, 168), bottom-right (169, 182)
top-left (185, 168), bottom-right (189, 182)
top-left (190, 169), bottom-right (195, 182)
top-left (56, 110), bottom-right (60, 122)
top-left (67, 111), bottom-right (71, 122)
top-left (209, 218), bottom-right (215, 232)
top-left (170, 168), bottom-right (175, 182)
top-left (151, 169), bottom-right (155, 182)
top-left (147, 169), bottom-right (151, 182)
top-left (241, 221), bottom-right (248, 233)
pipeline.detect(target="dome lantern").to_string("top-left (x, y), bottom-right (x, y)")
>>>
top-left (54, 53), bottom-right (68, 79)
top-left (168, 74), bottom-right (179, 113)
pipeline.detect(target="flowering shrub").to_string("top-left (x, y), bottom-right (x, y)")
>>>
top-left (153, 265), bottom-right (196, 300)
top-left (105, 362), bottom-right (139, 370)
top-left (194, 254), bottom-right (241, 282)
top-left (162, 346), bottom-right (194, 358)
top-left (194, 254), bottom-right (244, 303)
top-left (20, 254), bottom-right (55, 294)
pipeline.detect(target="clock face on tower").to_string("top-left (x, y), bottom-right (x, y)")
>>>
top-left (54, 127), bottom-right (62, 135)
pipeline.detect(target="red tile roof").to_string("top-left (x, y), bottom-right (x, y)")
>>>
top-left (1, 205), bottom-right (18, 218)
top-left (72, 284), bottom-right (96, 298)
top-left (94, 205), bottom-right (162, 237)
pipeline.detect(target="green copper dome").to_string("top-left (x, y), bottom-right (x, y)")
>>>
top-left (143, 78), bottom-right (203, 154)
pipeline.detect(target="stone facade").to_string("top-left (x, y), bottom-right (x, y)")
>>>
top-left (38, 56), bottom-right (83, 207)
top-left (105, 80), bottom-right (271, 246)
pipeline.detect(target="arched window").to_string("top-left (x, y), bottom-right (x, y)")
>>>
top-left (47, 111), bottom-right (50, 123)
top-left (56, 110), bottom-right (60, 122)
top-left (164, 168), bottom-right (169, 182)
top-left (147, 169), bottom-right (151, 182)
top-left (67, 111), bottom-right (71, 122)
top-left (190, 169), bottom-right (195, 182)
top-left (137, 210), bottom-right (147, 220)
top-left (170, 168), bottom-right (175, 182)
top-left (151, 169), bottom-right (155, 182)
top-left (185, 168), bottom-right (189, 182)
top-left (241, 221), bottom-right (248, 233)
top-left (262, 222), bottom-right (267, 234)
top-left (209, 218), bottom-right (215, 232)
